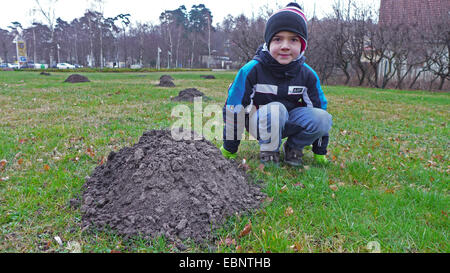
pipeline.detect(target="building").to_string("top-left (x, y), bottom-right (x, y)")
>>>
top-left (379, 0), bottom-right (450, 28)
top-left (377, 0), bottom-right (449, 88)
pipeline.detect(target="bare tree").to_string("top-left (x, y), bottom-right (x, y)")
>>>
top-left (307, 18), bottom-right (337, 84)
top-left (330, 0), bottom-right (353, 84)
top-left (34, 0), bottom-right (58, 66)
top-left (422, 16), bottom-right (450, 90)
top-left (0, 28), bottom-right (14, 63)
top-left (227, 14), bottom-right (265, 65)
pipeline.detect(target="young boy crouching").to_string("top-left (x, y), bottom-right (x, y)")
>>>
top-left (221, 2), bottom-right (332, 166)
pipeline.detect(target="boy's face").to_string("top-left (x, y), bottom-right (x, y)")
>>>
top-left (269, 31), bottom-right (302, 65)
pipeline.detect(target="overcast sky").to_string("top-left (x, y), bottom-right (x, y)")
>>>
top-left (1, 0), bottom-right (380, 29)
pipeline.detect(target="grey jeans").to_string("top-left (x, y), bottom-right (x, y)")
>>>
top-left (248, 102), bottom-right (332, 152)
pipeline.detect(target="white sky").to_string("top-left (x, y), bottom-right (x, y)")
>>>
top-left (0, 0), bottom-right (380, 29)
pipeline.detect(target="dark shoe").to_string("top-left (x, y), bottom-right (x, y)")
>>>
top-left (283, 142), bottom-right (303, 166)
top-left (260, 151), bottom-right (280, 165)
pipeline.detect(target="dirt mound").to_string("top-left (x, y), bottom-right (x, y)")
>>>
top-left (2, 68), bottom-right (14, 71)
top-left (158, 76), bottom-right (175, 87)
top-left (40, 72), bottom-right (51, 76)
top-left (64, 74), bottom-right (90, 83)
top-left (160, 75), bottom-right (174, 81)
top-left (171, 88), bottom-right (207, 102)
top-left (81, 130), bottom-right (264, 244)
top-left (200, 75), bottom-right (216, 79)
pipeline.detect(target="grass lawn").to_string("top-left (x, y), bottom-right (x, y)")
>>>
top-left (0, 71), bottom-right (448, 253)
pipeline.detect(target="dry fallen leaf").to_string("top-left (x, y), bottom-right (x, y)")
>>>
top-left (54, 236), bottom-right (63, 247)
top-left (285, 206), bottom-right (294, 216)
top-left (43, 164), bottom-right (50, 171)
top-left (290, 242), bottom-right (302, 252)
top-left (329, 184), bottom-right (338, 192)
top-left (280, 185), bottom-right (288, 193)
top-left (0, 159), bottom-right (7, 168)
top-left (86, 147), bottom-right (95, 157)
top-left (17, 158), bottom-right (24, 165)
top-left (239, 221), bottom-right (252, 238)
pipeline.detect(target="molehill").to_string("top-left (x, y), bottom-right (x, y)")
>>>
top-left (200, 75), bottom-right (216, 79)
top-left (81, 129), bottom-right (265, 243)
top-left (64, 74), bottom-right (90, 83)
top-left (171, 88), bottom-right (208, 102)
top-left (158, 75), bottom-right (176, 87)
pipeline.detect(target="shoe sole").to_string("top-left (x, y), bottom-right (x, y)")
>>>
top-left (284, 160), bottom-right (303, 167)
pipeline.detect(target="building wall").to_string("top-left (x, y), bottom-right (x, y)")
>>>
top-left (379, 0), bottom-right (450, 28)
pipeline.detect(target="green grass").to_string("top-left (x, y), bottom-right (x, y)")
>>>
top-left (0, 71), bottom-right (448, 253)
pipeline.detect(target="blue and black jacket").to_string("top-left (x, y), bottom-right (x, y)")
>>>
top-left (223, 45), bottom-right (329, 155)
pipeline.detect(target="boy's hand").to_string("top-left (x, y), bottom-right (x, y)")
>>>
top-left (314, 154), bottom-right (328, 165)
top-left (220, 146), bottom-right (237, 160)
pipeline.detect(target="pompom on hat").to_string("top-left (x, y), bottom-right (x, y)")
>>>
top-left (264, 2), bottom-right (308, 55)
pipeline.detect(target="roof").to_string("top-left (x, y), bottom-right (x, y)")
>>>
top-left (378, 0), bottom-right (450, 28)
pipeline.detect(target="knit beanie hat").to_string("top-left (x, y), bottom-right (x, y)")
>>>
top-left (264, 3), bottom-right (308, 54)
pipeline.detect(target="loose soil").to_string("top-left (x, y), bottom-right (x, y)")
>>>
top-left (171, 88), bottom-right (207, 102)
top-left (200, 75), bottom-right (216, 79)
top-left (158, 76), bottom-right (175, 87)
top-left (64, 74), bottom-right (90, 83)
top-left (81, 130), bottom-right (265, 244)
top-left (160, 75), bottom-right (174, 81)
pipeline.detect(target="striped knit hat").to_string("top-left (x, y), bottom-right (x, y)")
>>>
top-left (264, 3), bottom-right (308, 54)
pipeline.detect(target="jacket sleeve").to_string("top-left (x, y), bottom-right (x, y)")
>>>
top-left (303, 64), bottom-right (328, 110)
top-left (222, 60), bottom-right (258, 154)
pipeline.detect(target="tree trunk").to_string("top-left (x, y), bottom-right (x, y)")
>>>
top-left (88, 17), bottom-right (95, 67)
top-left (409, 69), bottom-right (423, 89)
top-left (74, 32), bottom-right (79, 65)
top-left (33, 28), bottom-right (37, 63)
top-left (100, 21), bottom-right (103, 68)
top-left (343, 63), bottom-right (350, 85)
top-left (191, 37), bottom-right (195, 68)
top-left (2, 41), bottom-right (8, 63)
top-left (438, 76), bottom-right (445, 90)
top-left (207, 15), bottom-right (211, 69)
top-left (175, 30), bottom-right (181, 68)
top-left (123, 28), bottom-right (127, 67)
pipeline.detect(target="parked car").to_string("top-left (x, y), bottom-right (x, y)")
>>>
top-left (74, 64), bottom-right (83, 68)
top-left (57, 63), bottom-right (75, 69)
top-left (34, 63), bottom-right (49, 69)
top-left (21, 62), bottom-right (35, 69)
top-left (8, 63), bottom-right (19, 69)
top-left (0, 63), bottom-right (8, 68)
